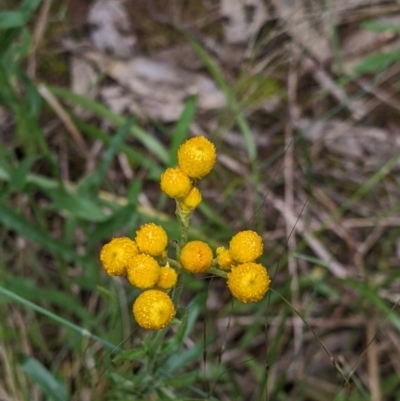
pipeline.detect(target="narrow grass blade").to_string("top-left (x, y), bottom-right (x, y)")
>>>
top-left (187, 37), bottom-right (256, 162)
top-left (4, 277), bottom-right (94, 322)
top-left (345, 279), bottom-right (400, 332)
top-left (75, 118), bottom-right (162, 179)
top-left (0, 286), bottom-right (121, 352)
top-left (8, 156), bottom-right (39, 192)
top-left (0, 203), bottom-right (82, 262)
top-left (170, 95), bottom-right (197, 166)
top-left (19, 355), bottom-right (68, 401)
top-left (48, 86), bottom-right (169, 164)
top-left (96, 116), bottom-right (135, 187)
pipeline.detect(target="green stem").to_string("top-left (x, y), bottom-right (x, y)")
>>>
top-left (207, 267), bottom-right (227, 279)
top-left (147, 326), bottom-right (168, 374)
top-left (147, 202), bottom-right (192, 373)
top-left (175, 201), bottom-right (191, 257)
top-left (172, 272), bottom-right (186, 307)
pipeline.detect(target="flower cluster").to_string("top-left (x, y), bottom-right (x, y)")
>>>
top-left (100, 223), bottom-right (177, 330)
top-left (217, 230), bottom-right (270, 303)
top-left (100, 136), bottom-right (271, 330)
top-left (160, 136), bottom-right (216, 213)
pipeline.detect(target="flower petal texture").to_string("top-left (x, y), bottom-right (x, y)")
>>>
top-left (135, 223), bottom-right (168, 257)
top-left (216, 247), bottom-right (235, 270)
top-left (229, 230), bottom-right (263, 263)
top-left (160, 167), bottom-right (192, 199)
top-left (227, 263), bottom-right (270, 303)
top-left (156, 266), bottom-right (178, 290)
top-left (180, 187), bottom-right (202, 211)
top-left (127, 254), bottom-right (160, 289)
top-left (177, 136), bottom-right (216, 179)
top-left (100, 237), bottom-right (139, 276)
top-left (133, 290), bottom-right (176, 330)
top-left (180, 240), bottom-right (213, 273)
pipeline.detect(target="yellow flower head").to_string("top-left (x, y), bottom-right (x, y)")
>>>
top-left (229, 230), bottom-right (263, 263)
top-left (216, 247), bottom-right (235, 270)
top-left (180, 187), bottom-right (202, 211)
top-left (133, 290), bottom-right (176, 330)
top-left (160, 167), bottom-right (192, 199)
top-left (155, 266), bottom-right (178, 290)
top-left (180, 240), bottom-right (213, 273)
top-left (177, 136), bottom-right (216, 179)
top-left (227, 263), bottom-right (270, 303)
top-left (100, 237), bottom-right (139, 276)
top-left (127, 254), bottom-right (160, 289)
top-left (135, 223), bottom-right (168, 257)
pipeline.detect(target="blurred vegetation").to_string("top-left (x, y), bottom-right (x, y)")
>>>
top-left (1, 1), bottom-right (400, 400)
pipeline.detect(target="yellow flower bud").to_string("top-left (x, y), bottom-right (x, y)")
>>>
top-left (180, 240), bottom-right (213, 273)
top-left (135, 223), bottom-right (168, 257)
top-left (160, 167), bottom-right (192, 199)
top-left (177, 136), bottom-right (216, 179)
top-left (127, 254), bottom-right (160, 289)
top-left (133, 290), bottom-right (176, 330)
top-left (227, 263), bottom-right (270, 303)
top-left (180, 187), bottom-right (202, 211)
top-left (229, 230), bottom-right (263, 263)
top-left (155, 266), bottom-right (178, 290)
top-left (216, 247), bottom-right (234, 270)
top-left (100, 237), bottom-right (139, 276)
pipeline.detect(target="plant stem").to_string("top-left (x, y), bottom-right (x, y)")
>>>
top-left (148, 201), bottom-right (192, 373)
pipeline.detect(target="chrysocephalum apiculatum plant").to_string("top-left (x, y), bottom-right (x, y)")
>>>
top-left (100, 136), bottom-right (271, 330)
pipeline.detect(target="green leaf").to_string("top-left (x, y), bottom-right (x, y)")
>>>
top-left (0, 11), bottom-right (26, 29)
top-left (75, 118), bottom-right (162, 180)
top-left (0, 287), bottom-right (120, 352)
top-left (87, 204), bottom-right (138, 244)
top-left (14, 103), bottom-right (47, 154)
top-left (0, 203), bottom-right (82, 263)
top-left (96, 116), bottom-right (135, 188)
top-left (361, 20), bottom-right (400, 33)
top-left (47, 185), bottom-right (108, 222)
top-left (8, 156), bottom-right (40, 192)
top-left (0, 0), bottom-right (42, 29)
top-left (127, 180), bottom-right (142, 205)
top-left (0, 29), bottom-right (19, 56)
top-left (354, 49), bottom-right (400, 75)
top-left (163, 343), bottom-right (203, 374)
top-left (113, 348), bottom-right (146, 363)
top-left (18, 67), bottom-right (42, 117)
top-left (19, 355), bottom-right (68, 401)
top-left (9, 28), bottom-right (32, 63)
top-left (162, 371), bottom-right (198, 387)
top-left (180, 292), bottom-right (206, 342)
top-left (96, 285), bottom-right (118, 306)
top-left (20, 0), bottom-right (43, 17)
top-left (3, 278), bottom-right (94, 322)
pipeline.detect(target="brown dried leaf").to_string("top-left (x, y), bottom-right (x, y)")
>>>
top-left (87, 0), bottom-right (137, 59)
top-left (70, 55), bottom-right (99, 116)
top-left (220, 0), bottom-right (269, 44)
top-left (81, 50), bottom-right (226, 121)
